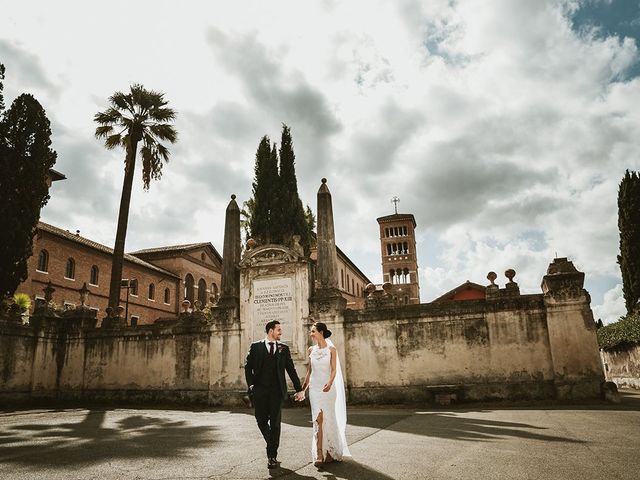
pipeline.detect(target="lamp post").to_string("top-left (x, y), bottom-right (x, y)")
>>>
top-left (120, 278), bottom-right (136, 323)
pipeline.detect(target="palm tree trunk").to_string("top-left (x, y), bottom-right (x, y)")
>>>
top-left (107, 140), bottom-right (137, 311)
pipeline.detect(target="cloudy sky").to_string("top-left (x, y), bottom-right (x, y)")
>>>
top-left (2, 0), bottom-right (638, 323)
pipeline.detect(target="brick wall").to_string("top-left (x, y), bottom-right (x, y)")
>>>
top-left (17, 229), bottom-right (180, 325)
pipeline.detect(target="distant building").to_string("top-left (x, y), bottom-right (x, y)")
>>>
top-left (376, 212), bottom-right (421, 304)
top-left (309, 245), bottom-right (371, 309)
top-left (432, 281), bottom-right (486, 302)
top-left (17, 222), bottom-right (222, 326)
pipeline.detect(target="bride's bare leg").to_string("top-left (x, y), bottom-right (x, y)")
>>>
top-left (315, 410), bottom-right (324, 464)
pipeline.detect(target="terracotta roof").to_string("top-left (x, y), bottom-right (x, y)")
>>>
top-left (37, 222), bottom-right (179, 278)
top-left (432, 280), bottom-right (486, 302)
top-left (376, 213), bottom-right (417, 227)
top-left (130, 242), bottom-right (222, 263)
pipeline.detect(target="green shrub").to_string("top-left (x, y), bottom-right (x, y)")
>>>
top-left (13, 293), bottom-right (31, 313)
top-left (598, 311), bottom-right (640, 350)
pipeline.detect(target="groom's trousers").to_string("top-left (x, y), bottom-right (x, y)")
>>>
top-left (253, 385), bottom-right (283, 458)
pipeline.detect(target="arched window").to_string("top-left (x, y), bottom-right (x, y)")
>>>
top-left (164, 288), bottom-right (170, 304)
top-left (341, 269), bottom-right (344, 288)
top-left (65, 258), bottom-right (75, 279)
top-left (352, 278), bottom-right (355, 294)
top-left (403, 226), bottom-right (408, 236)
top-left (404, 242), bottom-right (409, 254)
top-left (90, 265), bottom-right (99, 285)
top-left (185, 274), bottom-right (195, 303)
top-left (148, 283), bottom-right (155, 300)
top-left (198, 278), bottom-right (207, 305)
top-left (211, 283), bottom-right (219, 299)
top-left (386, 244), bottom-right (392, 255)
top-left (404, 268), bottom-right (409, 284)
top-left (389, 269), bottom-right (395, 284)
top-left (37, 250), bottom-right (49, 272)
top-left (130, 279), bottom-right (138, 296)
top-left (346, 274), bottom-right (350, 292)
top-left (201, 252), bottom-right (206, 262)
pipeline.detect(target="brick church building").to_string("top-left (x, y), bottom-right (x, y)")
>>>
top-left (17, 222), bottom-right (222, 326)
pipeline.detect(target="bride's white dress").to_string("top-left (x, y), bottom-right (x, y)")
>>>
top-left (308, 343), bottom-right (350, 462)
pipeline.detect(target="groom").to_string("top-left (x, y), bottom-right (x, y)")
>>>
top-left (245, 320), bottom-right (305, 469)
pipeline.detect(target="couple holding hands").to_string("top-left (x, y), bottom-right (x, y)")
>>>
top-left (245, 320), bottom-right (350, 469)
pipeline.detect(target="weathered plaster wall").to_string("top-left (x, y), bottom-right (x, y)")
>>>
top-left (343, 297), bottom-right (557, 403)
top-left (601, 344), bottom-right (640, 390)
top-left (0, 309), bottom-right (245, 406)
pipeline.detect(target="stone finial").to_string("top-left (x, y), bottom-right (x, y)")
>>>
top-left (505, 269), bottom-right (516, 283)
top-left (316, 178), bottom-right (339, 289)
top-left (43, 281), bottom-right (55, 303)
top-left (194, 300), bottom-right (202, 311)
top-left (487, 271), bottom-right (497, 286)
top-left (181, 299), bottom-right (191, 313)
top-left (382, 282), bottom-right (393, 294)
top-left (246, 238), bottom-right (257, 250)
top-left (79, 282), bottom-right (90, 308)
top-left (365, 283), bottom-right (377, 296)
top-left (105, 306), bottom-right (114, 317)
top-left (219, 194), bottom-right (241, 306)
top-left (291, 234), bottom-right (304, 257)
top-left (116, 305), bottom-right (125, 317)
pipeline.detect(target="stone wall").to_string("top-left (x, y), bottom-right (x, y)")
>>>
top-left (0, 258), bottom-right (606, 406)
top-left (0, 307), bottom-right (245, 406)
top-left (601, 344), bottom-right (640, 390)
top-left (343, 296), bottom-right (557, 403)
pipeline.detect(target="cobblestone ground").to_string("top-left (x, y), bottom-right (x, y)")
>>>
top-left (0, 390), bottom-right (638, 480)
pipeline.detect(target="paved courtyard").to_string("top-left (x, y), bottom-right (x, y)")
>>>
top-left (0, 390), bottom-right (638, 480)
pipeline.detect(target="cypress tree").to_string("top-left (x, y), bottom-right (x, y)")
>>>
top-left (0, 93), bottom-right (57, 298)
top-left (249, 136), bottom-right (279, 244)
top-left (277, 124), bottom-right (311, 253)
top-left (618, 169), bottom-right (640, 313)
top-left (0, 63), bottom-right (5, 112)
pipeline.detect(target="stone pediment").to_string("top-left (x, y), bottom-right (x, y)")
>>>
top-left (239, 244), bottom-right (303, 267)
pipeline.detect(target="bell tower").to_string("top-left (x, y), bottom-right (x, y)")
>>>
top-left (376, 197), bottom-right (420, 304)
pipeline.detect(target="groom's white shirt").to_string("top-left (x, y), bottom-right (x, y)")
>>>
top-left (263, 337), bottom-right (278, 352)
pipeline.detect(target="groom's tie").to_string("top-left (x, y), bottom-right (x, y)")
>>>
top-left (269, 342), bottom-right (274, 355)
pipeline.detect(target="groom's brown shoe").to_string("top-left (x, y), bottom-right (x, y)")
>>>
top-left (268, 457), bottom-right (278, 469)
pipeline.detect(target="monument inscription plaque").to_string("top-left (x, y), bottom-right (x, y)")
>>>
top-left (252, 276), bottom-right (294, 340)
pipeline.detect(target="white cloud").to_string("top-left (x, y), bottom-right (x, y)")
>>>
top-left (593, 283), bottom-right (626, 324)
top-left (1, 0), bottom-right (636, 310)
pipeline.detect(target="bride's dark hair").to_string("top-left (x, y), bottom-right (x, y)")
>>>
top-left (313, 322), bottom-right (332, 338)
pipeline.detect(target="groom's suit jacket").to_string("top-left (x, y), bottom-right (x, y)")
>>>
top-left (245, 341), bottom-right (303, 400)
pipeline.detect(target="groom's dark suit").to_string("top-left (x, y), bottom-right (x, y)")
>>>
top-left (245, 340), bottom-right (302, 459)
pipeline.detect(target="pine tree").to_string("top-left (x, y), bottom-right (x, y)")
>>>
top-left (0, 93), bottom-right (57, 298)
top-left (249, 136), bottom-right (279, 244)
top-left (618, 170), bottom-right (640, 313)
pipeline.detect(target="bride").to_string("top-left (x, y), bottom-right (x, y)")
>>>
top-left (299, 322), bottom-right (350, 466)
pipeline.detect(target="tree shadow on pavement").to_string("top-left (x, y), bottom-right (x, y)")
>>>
top-left (0, 409), bottom-right (217, 467)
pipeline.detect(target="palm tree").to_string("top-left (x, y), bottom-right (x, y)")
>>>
top-left (94, 84), bottom-right (177, 311)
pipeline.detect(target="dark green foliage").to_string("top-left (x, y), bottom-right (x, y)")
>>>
top-left (597, 311), bottom-right (640, 349)
top-left (248, 136), bottom-right (279, 244)
top-left (247, 125), bottom-right (315, 254)
top-left (275, 124), bottom-right (311, 253)
top-left (0, 93), bottom-right (57, 298)
top-left (617, 170), bottom-right (640, 313)
top-left (0, 63), bottom-right (5, 112)
top-left (305, 205), bottom-right (317, 248)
